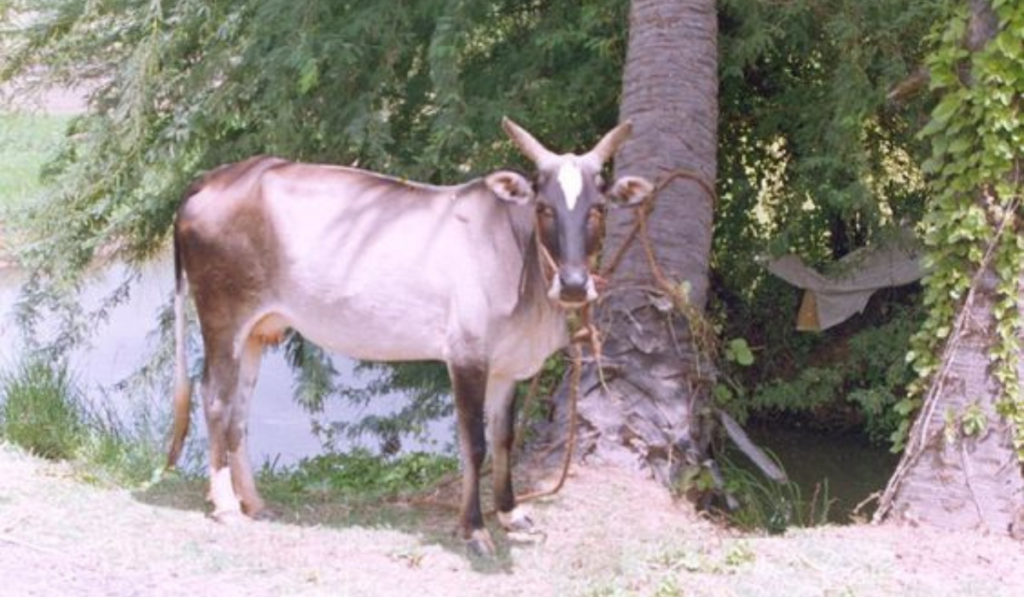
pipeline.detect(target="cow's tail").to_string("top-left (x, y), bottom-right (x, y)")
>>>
top-left (167, 227), bottom-right (192, 469)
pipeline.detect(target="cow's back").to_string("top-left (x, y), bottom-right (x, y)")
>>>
top-left (258, 163), bottom-right (529, 362)
top-left (176, 158), bottom-right (534, 365)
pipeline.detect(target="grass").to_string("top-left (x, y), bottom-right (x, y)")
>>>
top-left (258, 449), bottom-right (459, 509)
top-left (0, 112), bottom-right (70, 211)
top-left (718, 453), bottom-right (834, 533)
top-left (0, 357), bottom-right (87, 459)
top-left (0, 355), bottom-right (166, 485)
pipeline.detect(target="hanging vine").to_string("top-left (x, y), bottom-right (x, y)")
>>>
top-left (899, 0), bottom-right (1022, 457)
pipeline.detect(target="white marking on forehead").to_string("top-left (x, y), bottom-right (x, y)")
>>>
top-left (557, 162), bottom-right (584, 211)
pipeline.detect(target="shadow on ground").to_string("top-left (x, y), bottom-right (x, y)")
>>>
top-left (132, 472), bottom-right (538, 573)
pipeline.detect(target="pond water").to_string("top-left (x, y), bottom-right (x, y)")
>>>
top-left (746, 423), bottom-right (900, 523)
top-left (0, 255), bottom-right (455, 467)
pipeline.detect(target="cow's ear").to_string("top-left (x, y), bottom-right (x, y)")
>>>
top-left (485, 170), bottom-right (535, 205)
top-left (607, 175), bottom-right (654, 208)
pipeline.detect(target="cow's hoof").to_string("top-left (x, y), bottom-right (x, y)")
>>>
top-left (211, 509), bottom-right (249, 526)
top-left (499, 507), bottom-right (545, 544)
top-left (248, 506), bottom-right (279, 522)
top-left (466, 529), bottom-right (496, 558)
top-left (498, 507), bottom-right (535, 534)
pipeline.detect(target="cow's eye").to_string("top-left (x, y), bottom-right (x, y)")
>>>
top-left (537, 204), bottom-right (556, 219)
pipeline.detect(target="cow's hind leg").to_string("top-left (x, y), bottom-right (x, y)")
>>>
top-left (487, 376), bottom-right (535, 537)
top-left (201, 340), bottom-right (246, 523)
top-left (450, 363), bottom-right (493, 556)
top-left (226, 336), bottom-right (267, 518)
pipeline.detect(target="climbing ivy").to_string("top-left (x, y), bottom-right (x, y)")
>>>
top-left (900, 0), bottom-right (1022, 456)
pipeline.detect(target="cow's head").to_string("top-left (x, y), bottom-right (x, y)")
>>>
top-left (486, 118), bottom-right (654, 306)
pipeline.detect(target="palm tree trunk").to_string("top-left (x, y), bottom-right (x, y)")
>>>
top-left (538, 0), bottom-right (719, 490)
top-left (876, 266), bottom-right (1024, 535)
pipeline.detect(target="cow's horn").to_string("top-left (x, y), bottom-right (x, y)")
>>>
top-left (584, 119), bottom-right (633, 167)
top-left (502, 117), bottom-right (557, 167)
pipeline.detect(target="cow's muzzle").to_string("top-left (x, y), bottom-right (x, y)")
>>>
top-left (548, 266), bottom-right (598, 306)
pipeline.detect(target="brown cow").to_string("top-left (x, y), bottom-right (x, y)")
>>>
top-left (167, 119), bottom-right (652, 555)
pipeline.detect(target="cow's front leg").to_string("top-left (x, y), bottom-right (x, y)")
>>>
top-left (450, 363), bottom-right (493, 556)
top-left (488, 376), bottom-right (536, 537)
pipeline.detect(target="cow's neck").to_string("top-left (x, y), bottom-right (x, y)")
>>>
top-left (508, 228), bottom-right (570, 355)
top-left (481, 200), bottom-right (569, 379)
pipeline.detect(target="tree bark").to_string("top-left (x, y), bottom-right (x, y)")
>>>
top-left (874, 0), bottom-right (1024, 537)
top-left (539, 0), bottom-right (719, 489)
top-left (876, 267), bottom-right (1024, 535)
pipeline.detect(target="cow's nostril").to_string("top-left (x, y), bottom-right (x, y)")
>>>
top-left (559, 268), bottom-right (588, 292)
top-left (557, 268), bottom-right (592, 303)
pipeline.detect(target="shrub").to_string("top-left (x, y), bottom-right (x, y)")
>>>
top-left (0, 357), bottom-right (87, 459)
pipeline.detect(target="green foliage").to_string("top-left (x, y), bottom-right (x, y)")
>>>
top-left (713, 0), bottom-right (942, 446)
top-left (314, 359), bottom-right (453, 451)
top-left (960, 402), bottom-right (989, 438)
top-left (73, 425), bottom-right (166, 487)
top-left (723, 541), bottom-right (757, 568)
top-left (751, 367), bottom-right (846, 416)
top-left (651, 577), bottom-right (684, 597)
top-left (0, 356), bottom-right (86, 459)
top-left (729, 304), bottom-right (921, 444)
top-left (649, 540), bottom-right (759, 577)
top-left (724, 338), bottom-right (754, 367)
top-left (73, 392), bottom-right (168, 487)
top-left (2, 0), bottom-right (628, 284)
top-left (0, 113), bottom-right (71, 211)
top-left (903, 1), bottom-right (1023, 456)
top-left (717, 0), bottom-right (938, 267)
top-left (263, 449), bottom-right (458, 502)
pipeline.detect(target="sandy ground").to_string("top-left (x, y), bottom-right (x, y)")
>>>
top-left (1, 443), bottom-right (1022, 597)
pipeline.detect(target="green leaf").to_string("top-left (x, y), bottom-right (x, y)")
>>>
top-left (946, 136), bottom-right (972, 155)
top-left (961, 403), bottom-right (989, 437)
top-left (931, 93), bottom-right (963, 124)
top-left (727, 338), bottom-right (755, 367)
top-left (714, 384), bottom-right (734, 403)
top-left (894, 398), bottom-right (917, 416)
top-left (298, 58), bottom-right (321, 95)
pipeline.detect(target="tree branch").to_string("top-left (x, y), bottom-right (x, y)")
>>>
top-left (886, 66), bottom-right (930, 106)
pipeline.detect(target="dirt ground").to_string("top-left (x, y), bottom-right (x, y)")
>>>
top-left (1, 444), bottom-right (1022, 597)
